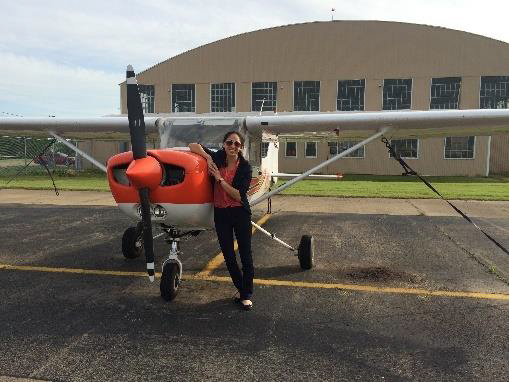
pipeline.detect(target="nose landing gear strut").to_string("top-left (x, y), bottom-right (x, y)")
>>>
top-left (159, 227), bottom-right (201, 301)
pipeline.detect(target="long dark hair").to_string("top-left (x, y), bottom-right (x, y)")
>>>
top-left (218, 130), bottom-right (247, 167)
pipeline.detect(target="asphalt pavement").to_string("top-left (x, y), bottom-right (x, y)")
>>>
top-left (0, 192), bottom-right (508, 381)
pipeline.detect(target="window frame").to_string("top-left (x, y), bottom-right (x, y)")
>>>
top-left (382, 78), bottom-right (413, 110)
top-left (479, 76), bottom-right (509, 109)
top-left (251, 81), bottom-right (277, 112)
top-left (285, 141), bottom-right (297, 158)
top-left (210, 82), bottom-right (236, 112)
top-left (443, 136), bottom-right (476, 160)
top-left (337, 140), bottom-right (365, 159)
top-left (304, 141), bottom-right (318, 158)
top-left (171, 83), bottom-right (196, 113)
top-left (293, 80), bottom-right (321, 112)
top-left (138, 84), bottom-right (155, 114)
top-left (429, 77), bottom-right (462, 110)
top-left (336, 79), bottom-right (366, 111)
top-left (261, 142), bottom-right (269, 158)
top-left (388, 139), bottom-right (419, 159)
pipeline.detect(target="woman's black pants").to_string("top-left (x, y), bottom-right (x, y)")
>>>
top-left (214, 207), bottom-right (253, 300)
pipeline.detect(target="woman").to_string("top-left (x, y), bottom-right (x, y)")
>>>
top-left (189, 131), bottom-right (254, 310)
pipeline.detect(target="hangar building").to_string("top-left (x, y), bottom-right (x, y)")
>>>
top-left (119, 21), bottom-right (509, 176)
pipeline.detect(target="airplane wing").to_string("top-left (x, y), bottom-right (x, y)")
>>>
top-left (2, 109), bottom-right (509, 141)
top-left (245, 109), bottom-right (509, 139)
top-left (0, 116), bottom-right (160, 140)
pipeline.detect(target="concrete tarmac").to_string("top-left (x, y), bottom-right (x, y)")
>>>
top-left (2, 188), bottom-right (509, 217)
top-left (0, 191), bottom-right (509, 381)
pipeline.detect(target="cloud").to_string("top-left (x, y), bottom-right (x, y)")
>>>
top-left (0, 53), bottom-right (120, 117)
top-left (1, 0), bottom-right (509, 116)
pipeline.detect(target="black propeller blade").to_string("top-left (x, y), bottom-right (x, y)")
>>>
top-left (126, 65), bottom-right (156, 282)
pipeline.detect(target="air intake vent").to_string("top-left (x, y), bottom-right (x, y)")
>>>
top-left (162, 164), bottom-right (185, 186)
top-left (112, 164), bottom-right (129, 185)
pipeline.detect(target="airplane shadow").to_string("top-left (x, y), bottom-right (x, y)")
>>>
top-left (256, 265), bottom-right (304, 278)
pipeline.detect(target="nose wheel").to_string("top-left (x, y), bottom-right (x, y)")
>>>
top-left (160, 261), bottom-right (181, 301)
top-left (158, 227), bottom-right (201, 301)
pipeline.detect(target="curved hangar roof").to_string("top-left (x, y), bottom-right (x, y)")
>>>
top-left (134, 20), bottom-right (509, 83)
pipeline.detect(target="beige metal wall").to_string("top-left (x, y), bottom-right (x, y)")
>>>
top-left (490, 135), bottom-right (509, 175)
top-left (121, 21), bottom-right (509, 114)
top-left (77, 141), bottom-right (122, 170)
top-left (118, 21), bottom-right (509, 175)
top-left (77, 139), bottom-right (157, 170)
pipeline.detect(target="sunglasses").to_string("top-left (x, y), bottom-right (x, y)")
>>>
top-left (225, 140), bottom-right (242, 148)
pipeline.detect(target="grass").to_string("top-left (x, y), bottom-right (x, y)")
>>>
top-left (1, 172), bottom-right (508, 200)
top-left (0, 170), bottom-right (110, 192)
top-left (274, 175), bottom-right (509, 200)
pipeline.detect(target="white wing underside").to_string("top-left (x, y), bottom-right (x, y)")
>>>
top-left (1, 109), bottom-right (509, 140)
top-left (245, 109), bottom-right (509, 139)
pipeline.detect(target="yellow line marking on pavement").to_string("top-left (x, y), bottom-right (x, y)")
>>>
top-left (0, 264), bottom-right (155, 278)
top-left (195, 213), bottom-right (272, 277)
top-left (2, 263), bottom-right (509, 301)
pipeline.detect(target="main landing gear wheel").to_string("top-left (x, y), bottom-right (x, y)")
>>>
top-left (297, 235), bottom-right (314, 270)
top-left (160, 262), bottom-right (181, 301)
top-left (122, 225), bottom-right (144, 259)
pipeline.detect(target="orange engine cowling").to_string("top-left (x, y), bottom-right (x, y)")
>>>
top-left (107, 149), bottom-right (214, 205)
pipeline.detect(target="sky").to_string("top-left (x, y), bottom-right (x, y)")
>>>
top-left (1, 0), bottom-right (508, 117)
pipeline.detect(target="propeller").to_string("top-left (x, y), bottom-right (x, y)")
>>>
top-left (125, 65), bottom-right (162, 282)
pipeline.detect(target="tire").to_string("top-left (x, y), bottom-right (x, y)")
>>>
top-left (160, 262), bottom-right (180, 301)
top-left (297, 235), bottom-right (314, 270)
top-left (121, 226), bottom-right (143, 259)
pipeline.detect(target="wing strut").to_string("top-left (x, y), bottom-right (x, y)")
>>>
top-left (251, 220), bottom-right (296, 251)
top-left (250, 127), bottom-right (391, 206)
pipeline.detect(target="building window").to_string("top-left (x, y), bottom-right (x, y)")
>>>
top-left (328, 142), bottom-right (338, 156)
top-left (294, 81), bottom-right (320, 111)
top-left (328, 141), bottom-right (364, 158)
top-left (383, 79), bottom-right (412, 110)
top-left (138, 85), bottom-right (155, 113)
top-left (339, 141), bottom-right (365, 158)
top-left (430, 77), bottom-right (461, 110)
top-left (390, 139), bottom-right (418, 159)
top-left (329, 141), bottom-right (364, 158)
top-left (480, 76), bottom-right (509, 109)
top-left (252, 82), bottom-right (277, 112)
top-left (211, 83), bottom-right (235, 112)
top-left (172, 84), bottom-right (195, 112)
top-left (305, 142), bottom-right (317, 158)
top-left (261, 142), bottom-right (269, 158)
top-left (337, 79), bottom-right (365, 111)
top-left (285, 141), bottom-right (297, 157)
top-left (444, 136), bottom-right (475, 159)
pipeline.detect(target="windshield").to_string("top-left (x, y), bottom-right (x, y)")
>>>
top-left (160, 118), bottom-right (243, 149)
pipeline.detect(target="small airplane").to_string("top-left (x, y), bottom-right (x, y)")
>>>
top-left (2, 65), bottom-right (509, 301)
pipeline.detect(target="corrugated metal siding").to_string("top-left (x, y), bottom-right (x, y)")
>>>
top-left (490, 135), bottom-right (509, 174)
top-left (122, 21), bottom-right (509, 113)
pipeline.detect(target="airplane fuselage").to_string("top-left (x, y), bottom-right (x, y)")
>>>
top-left (107, 148), bottom-right (272, 230)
